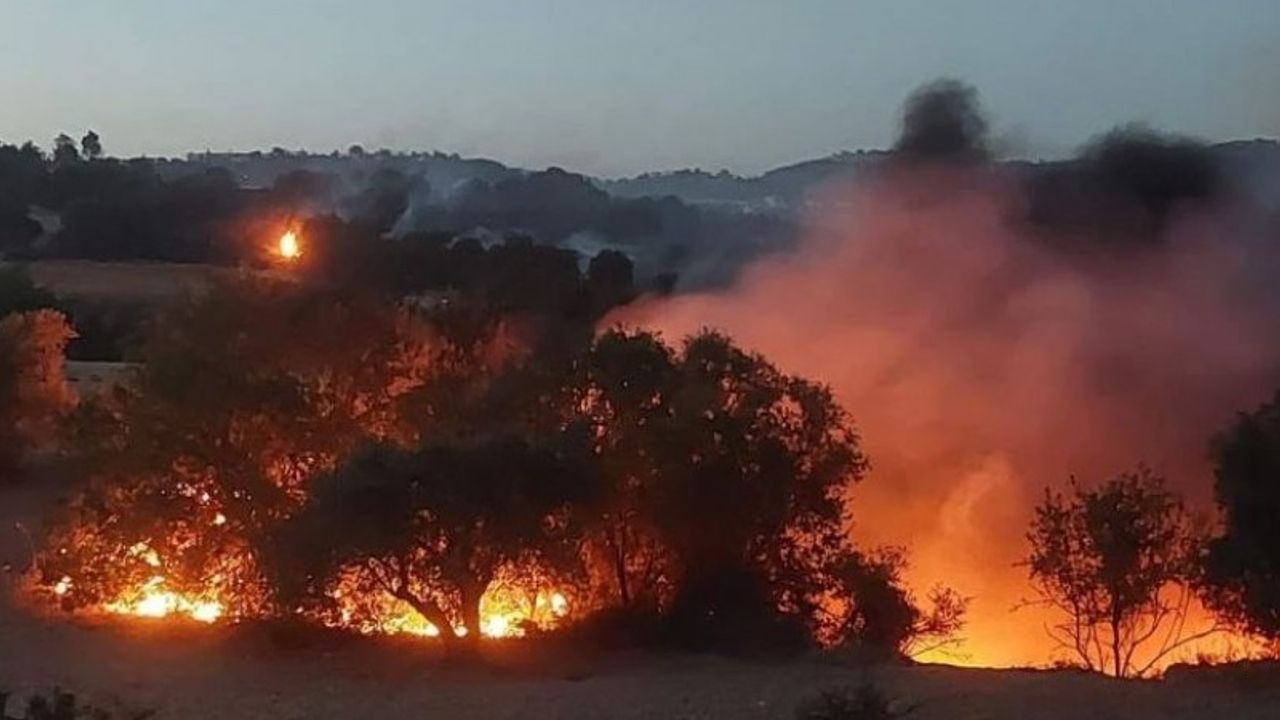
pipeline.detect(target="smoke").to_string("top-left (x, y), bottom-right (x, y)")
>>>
top-left (894, 79), bottom-right (990, 163)
top-left (607, 89), bottom-right (1280, 666)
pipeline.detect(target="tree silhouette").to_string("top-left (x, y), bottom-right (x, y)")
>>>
top-left (79, 131), bottom-right (102, 160)
top-left (51, 134), bottom-right (79, 167)
top-left (0, 267), bottom-right (57, 319)
top-left (1201, 391), bottom-right (1280, 641)
top-left (828, 547), bottom-right (968, 659)
top-left (271, 437), bottom-right (593, 654)
top-left (1023, 468), bottom-right (1216, 677)
top-left (577, 328), bottom-right (869, 646)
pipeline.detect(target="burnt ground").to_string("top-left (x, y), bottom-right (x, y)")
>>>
top-left (3, 481), bottom-right (1279, 720)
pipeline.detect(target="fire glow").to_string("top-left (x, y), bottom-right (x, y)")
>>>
top-left (608, 170), bottom-right (1280, 671)
top-left (276, 229), bottom-right (301, 261)
top-left (52, 557), bottom-right (570, 641)
top-left (102, 578), bottom-right (225, 624)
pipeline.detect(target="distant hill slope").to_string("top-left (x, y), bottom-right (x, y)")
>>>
top-left (601, 141), bottom-right (1280, 211)
top-left (166, 139), bottom-right (1280, 218)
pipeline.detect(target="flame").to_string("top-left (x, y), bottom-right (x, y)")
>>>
top-left (277, 229), bottom-right (301, 260)
top-left (103, 575), bottom-right (224, 624)
top-left (82, 552), bottom-right (568, 641)
top-left (319, 564), bottom-right (573, 641)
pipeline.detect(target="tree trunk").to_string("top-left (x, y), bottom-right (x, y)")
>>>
top-left (459, 583), bottom-right (483, 655)
top-left (400, 592), bottom-right (465, 657)
top-left (606, 524), bottom-right (631, 606)
top-left (1111, 603), bottom-right (1124, 678)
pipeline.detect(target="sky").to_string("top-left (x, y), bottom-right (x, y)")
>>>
top-left (0, 0), bottom-right (1277, 176)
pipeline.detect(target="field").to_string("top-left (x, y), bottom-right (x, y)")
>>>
top-left (8, 261), bottom-right (295, 303)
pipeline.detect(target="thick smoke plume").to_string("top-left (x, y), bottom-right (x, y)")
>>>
top-left (609, 86), bottom-right (1280, 665)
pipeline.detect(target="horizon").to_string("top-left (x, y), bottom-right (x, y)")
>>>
top-left (7, 133), bottom-right (1279, 183)
top-left (2, 1), bottom-right (1277, 177)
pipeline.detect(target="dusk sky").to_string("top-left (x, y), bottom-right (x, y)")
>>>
top-left (2, 0), bottom-right (1276, 176)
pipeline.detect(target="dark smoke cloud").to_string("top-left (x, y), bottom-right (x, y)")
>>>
top-left (1021, 126), bottom-right (1223, 247)
top-left (893, 79), bottom-right (990, 163)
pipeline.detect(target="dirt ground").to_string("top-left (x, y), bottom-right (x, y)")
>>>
top-left (1, 595), bottom-right (1278, 720)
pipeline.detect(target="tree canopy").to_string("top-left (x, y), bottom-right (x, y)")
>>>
top-left (1202, 392), bottom-right (1280, 641)
top-left (0, 309), bottom-right (76, 479)
top-left (271, 437), bottom-right (594, 650)
top-left (1024, 468), bottom-right (1211, 677)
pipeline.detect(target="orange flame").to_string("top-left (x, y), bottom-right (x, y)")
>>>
top-left (84, 553), bottom-right (569, 641)
top-left (277, 229), bottom-right (301, 261)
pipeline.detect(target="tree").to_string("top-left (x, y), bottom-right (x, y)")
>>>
top-left (39, 281), bottom-right (434, 613)
top-left (577, 329), bottom-right (679, 609)
top-left (586, 249), bottom-right (636, 316)
top-left (1023, 468), bottom-right (1215, 677)
top-left (0, 142), bottom-right (49, 255)
top-left (577, 329), bottom-right (869, 640)
top-left (270, 437), bottom-right (593, 654)
top-left (827, 547), bottom-right (968, 660)
top-left (1201, 392), bottom-right (1280, 641)
top-left (0, 309), bottom-right (76, 479)
top-left (655, 332), bottom-right (866, 616)
top-left (51, 134), bottom-right (79, 167)
top-left (80, 131), bottom-right (102, 161)
top-left (0, 266), bottom-right (57, 319)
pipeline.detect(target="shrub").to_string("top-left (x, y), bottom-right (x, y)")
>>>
top-left (0, 688), bottom-right (152, 720)
top-left (663, 564), bottom-right (811, 657)
top-left (794, 680), bottom-right (908, 720)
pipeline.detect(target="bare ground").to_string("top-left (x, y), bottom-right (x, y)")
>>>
top-left (0, 594), bottom-right (1277, 720)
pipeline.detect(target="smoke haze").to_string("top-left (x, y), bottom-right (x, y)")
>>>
top-left (608, 145), bottom-right (1280, 664)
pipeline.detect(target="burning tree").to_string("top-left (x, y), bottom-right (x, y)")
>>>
top-left (1023, 467), bottom-right (1217, 677)
top-left (40, 280), bottom-right (433, 618)
top-left (0, 309), bottom-right (76, 479)
top-left (34, 282), bottom-right (894, 654)
top-left (269, 437), bottom-right (593, 653)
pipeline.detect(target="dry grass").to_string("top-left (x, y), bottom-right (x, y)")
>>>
top-left (8, 261), bottom-right (293, 303)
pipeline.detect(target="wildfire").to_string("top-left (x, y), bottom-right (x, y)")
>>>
top-left (324, 564), bottom-right (572, 640)
top-left (74, 553), bottom-right (569, 641)
top-left (102, 576), bottom-right (225, 624)
top-left (276, 229), bottom-right (301, 261)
